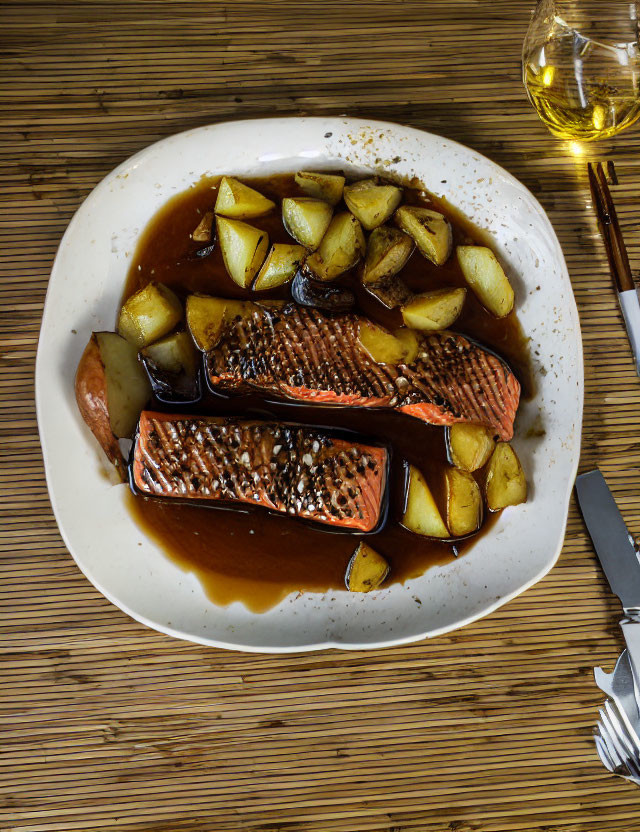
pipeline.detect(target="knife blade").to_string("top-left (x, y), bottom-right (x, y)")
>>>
top-left (575, 470), bottom-right (640, 609)
top-left (576, 469), bottom-right (640, 694)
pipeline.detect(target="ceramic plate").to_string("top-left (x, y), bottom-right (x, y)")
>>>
top-left (36, 117), bottom-right (583, 652)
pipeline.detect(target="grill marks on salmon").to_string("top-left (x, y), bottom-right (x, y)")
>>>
top-left (132, 411), bottom-right (388, 532)
top-left (205, 304), bottom-right (520, 440)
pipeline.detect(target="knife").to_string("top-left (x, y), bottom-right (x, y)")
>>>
top-left (587, 162), bottom-right (640, 378)
top-left (575, 469), bottom-right (640, 694)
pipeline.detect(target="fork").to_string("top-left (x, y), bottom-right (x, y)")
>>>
top-left (595, 649), bottom-right (640, 756)
top-left (596, 700), bottom-right (640, 784)
top-left (588, 161), bottom-right (640, 377)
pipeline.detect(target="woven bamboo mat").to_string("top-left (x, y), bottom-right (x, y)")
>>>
top-left (2, 1), bottom-right (640, 830)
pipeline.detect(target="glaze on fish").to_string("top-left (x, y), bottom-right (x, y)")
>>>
top-left (206, 303), bottom-right (520, 440)
top-left (131, 411), bottom-right (388, 533)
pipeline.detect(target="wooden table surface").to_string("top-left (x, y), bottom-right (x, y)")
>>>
top-left (3, 2), bottom-right (640, 830)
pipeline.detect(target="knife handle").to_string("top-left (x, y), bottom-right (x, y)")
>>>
top-left (620, 618), bottom-right (640, 697)
top-left (618, 289), bottom-right (640, 377)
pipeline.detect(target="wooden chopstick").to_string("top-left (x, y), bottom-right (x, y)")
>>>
top-left (587, 161), bottom-right (635, 293)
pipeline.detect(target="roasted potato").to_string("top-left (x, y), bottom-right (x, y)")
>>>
top-left (214, 176), bottom-right (275, 219)
top-left (343, 179), bottom-right (403, 230)
top-left (447, 423), bottom-right (495, 472)
top-left (401, 287), bottom-right (466, 331)
top-left (75, 332), bottom-right (151, 480)
top-left (456, 246), bottom-right (514, 318)
top-left (395, 205), bottom-right (453, 265)
top-left (485, 442), bottom-right (527, 511)
top-left (282, 197), bottom-right (332, 250)
top-left (192, 210), bottom-right (214, 242)
top-left (141, 330), bottom-right (200, 404)
top-left (186, 295), bottom-right (227, 351)
top-left (186, 295), bottom-right (254, 351)
top-left (445, 468), bottom-right (482, 536)
top-left (217, 217), bottom-right (269, 288)
top-left (254, 243), bottom-right (306, 291)
top-left (358, 321), bottom-right (408, 365)
top-left (363, 226), bottom-right (414, 284)
top-left (392, 327), bottom-right (420, 364)
top-left (402, 465), bottom-right (450, 539)
top-left (295, 171), bottom-right (345, 206)
top-left (304, 212), bottom-right (365, 281)
top-left (141, 330), bottom-right (198, 377)
top-left (366, 275), bottom-right (414, 310)
top-left (345, 542), bottom-right (390, 592)
top-left (117, 282), bottom-right (183, 349)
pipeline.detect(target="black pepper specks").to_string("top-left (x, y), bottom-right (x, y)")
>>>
top-left (133, 413), bottom-right (387, 532)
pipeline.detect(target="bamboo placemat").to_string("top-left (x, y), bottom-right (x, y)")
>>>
top-left (2, 1), bottom-right (640, 830)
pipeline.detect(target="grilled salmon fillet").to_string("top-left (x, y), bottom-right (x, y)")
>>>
top-left (131, 411), bottom-right (388, 532)
top-left (205, 303), bottom-right (520, 440)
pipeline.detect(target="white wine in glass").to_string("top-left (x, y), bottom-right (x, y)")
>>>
top-left (523, 0), bottom-right (640, 140)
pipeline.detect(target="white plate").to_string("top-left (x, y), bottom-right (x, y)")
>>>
top-left (37, 117), bottom-right (583, 653)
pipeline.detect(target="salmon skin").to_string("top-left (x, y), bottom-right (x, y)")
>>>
top-left (131, 411), bottom-right (389, 533)
top-left (205, 303), bottom-right (521, 440)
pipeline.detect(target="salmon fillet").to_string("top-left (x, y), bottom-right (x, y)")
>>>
top-left (205, 303), bottom-right (521, 440)
top-left (131, 411), bottom-right (388, 532)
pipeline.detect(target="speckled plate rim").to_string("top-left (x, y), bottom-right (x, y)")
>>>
top-left (37, 116), bottom-right (583, 653)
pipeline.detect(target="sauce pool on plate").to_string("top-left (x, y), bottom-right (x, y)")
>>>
top-left (123, 173), bottom-right (531, 613)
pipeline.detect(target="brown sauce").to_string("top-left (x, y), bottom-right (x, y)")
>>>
top-left (123, 173), bottom-right (531, 613)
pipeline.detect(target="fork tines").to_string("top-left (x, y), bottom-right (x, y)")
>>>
top-left (587, 161), bottom-right (634, 293)
top-left (596, 697), bottom-right (640, 785)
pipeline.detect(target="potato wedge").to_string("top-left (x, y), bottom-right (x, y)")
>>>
top-left (214, 176), bottom-right (275, 219)
top-left (295, 171), bottom-right (345, 206)
top-left (95, 333), bottom-right (151, 438)
top-left (456, 246), bottom-right (514, 318)
top-left (74, 335), bottom-right (124, 477)
top-left (304, 212), bottom-right (365, 281)
top-left (186, 295), bottom-right (254, 351)
top-left (358, 321), bottom-right (408, 365)
top-left (366, 275), bottom-right (414, 310)
top-left (401, 287), bottom-right (466, 331)
top-left (141, 330), bottom-right (198, 377)
top-left (254, 243), bottom-right (306, 291)
top-left (485, 442), bottom-right (527, 511)
top-left (192, 210), bottom-right (214, 242)
top-left (217, 217), bottom-right (269, 288)
top-left (402, 465), bottom-right (450, 538)
top-left (140, 329), bottom-right (200, 404)
top-left (345, 542), bottom-right (390, 592)
top-left (445, 468), bottom-right (482, 536)
top-left (395, 205), bottom-right (453, 265)
top-left (75, 332), bottom-right (151, 480)
top-left (392, 327), bottom-right (420, 364)
top-left (186, 295), bottom-right (227, 351)
top-left (117, 282), bottom-right (183, 349)
top-left (363, 226), bottom-right (414, 284)
top-left (447, 423), bottom-right (495, 472)
top-left (282, 197), bottom-right (332, 250)
top-left (343, 179), bottom-right (403, 230)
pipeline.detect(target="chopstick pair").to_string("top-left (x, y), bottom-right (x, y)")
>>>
top-left (588, 161), bottom-right (640, 377)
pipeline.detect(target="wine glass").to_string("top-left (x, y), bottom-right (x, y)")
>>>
top-left (523, 0), bottom-right (640, 140)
